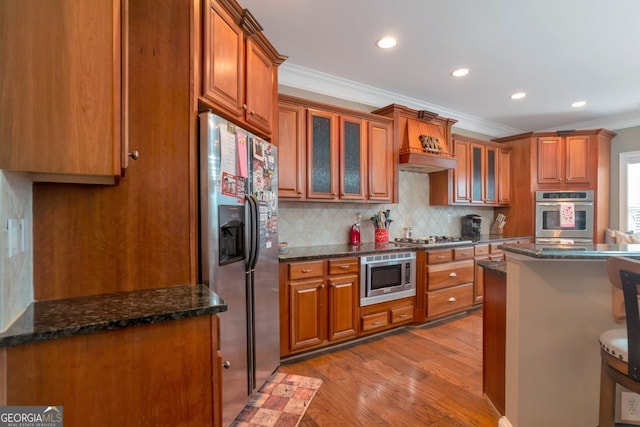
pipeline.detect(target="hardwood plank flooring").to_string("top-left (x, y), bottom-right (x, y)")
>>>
top-left (279, 309), bottom-right (499, 426)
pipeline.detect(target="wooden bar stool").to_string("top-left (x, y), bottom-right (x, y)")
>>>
top-left (600, 256), bottom-right (640, 427)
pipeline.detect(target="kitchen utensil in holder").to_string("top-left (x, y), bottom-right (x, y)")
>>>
top-left (375, 229), bottom-right (389, 243)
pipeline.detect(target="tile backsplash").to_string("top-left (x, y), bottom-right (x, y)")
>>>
top-left (0, 171), bottom-right (33, 332)
top-left (278, 171), bottom-right (496, 247)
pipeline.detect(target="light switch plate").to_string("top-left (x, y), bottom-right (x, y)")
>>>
top-left (7, 218), bottom-right (18, 258)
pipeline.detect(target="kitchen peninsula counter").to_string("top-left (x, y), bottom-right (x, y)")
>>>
top-left (492, 244), bottom-right (640, 427)
top-left (0, 284), bottom-right (227, 347)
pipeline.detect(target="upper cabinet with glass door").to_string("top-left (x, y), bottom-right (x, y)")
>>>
top-left (277, 95), bottom-right (394, 203)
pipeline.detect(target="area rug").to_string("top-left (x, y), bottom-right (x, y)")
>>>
top-left (230, 372), bottom-right (323, 427)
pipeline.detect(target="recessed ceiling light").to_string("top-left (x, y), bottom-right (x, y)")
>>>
top-left (510, 92), bottom-right (527, 100)
top-left (451, 68), bottom-right (470, 78)
top-left (571, 101), bottom-right (587, 108)
top-left (376, 37), bottom-right (397, 49)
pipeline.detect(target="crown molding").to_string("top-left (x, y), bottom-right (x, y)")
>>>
top-left (551, 109), bottom-right (640, 132)
top-left (278, 63), bottom-right (524, 137)
top-left (279, 63), bottom-right (640, 136)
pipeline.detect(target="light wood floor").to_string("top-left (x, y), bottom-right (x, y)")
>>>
top-left (279, 309), bottom-right (500, 426)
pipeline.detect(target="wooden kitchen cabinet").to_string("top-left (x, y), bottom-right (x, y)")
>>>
top-left (0, 0), bottom-right (125, 184)
top-left (537, 134), bottom-right (593, 186)
top-left (421, 247), bottom-right (475, 321)
top-left (493, 129), bottom-right (615, 241)
top-left (6, 316), bottom-right (219, 426)
top-left (430, 135), bottom-right (511, 207)
top-left (277, 95), bottom-right (394, 203)
top-left (202, 0), bottom-right (285, 138)
top-left (277, 101), bottom-right (306, 198)
top-left (280, 257), bottom-right (359, 357)
top-left (360, 297), bottom-right (414, 335)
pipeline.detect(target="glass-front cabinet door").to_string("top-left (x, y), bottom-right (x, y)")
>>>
top-left (339, 116), bottom-right (366, 201)
top-left (470, 143), bottom-right (485, 204)
top-left (307, 109), bottom-right (339, 199)
top-left (485, 146), bottom-right (498, 204)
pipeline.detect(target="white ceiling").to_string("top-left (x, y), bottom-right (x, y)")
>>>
top-left (241, 0), bottom-right (640, 137)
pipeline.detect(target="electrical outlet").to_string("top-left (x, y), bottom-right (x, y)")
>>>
top-left (622, 391), bottom-right (640, 421)
top-left (446, 214), bottom-right (452, 224)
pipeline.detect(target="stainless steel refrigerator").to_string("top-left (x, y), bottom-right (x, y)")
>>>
top-left (199, 112), bottom-right (280, 425)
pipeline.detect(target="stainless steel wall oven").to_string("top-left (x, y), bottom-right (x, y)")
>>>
top-left (535, 190), bottom-right (594, 244)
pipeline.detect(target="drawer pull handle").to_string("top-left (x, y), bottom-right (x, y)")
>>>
top-left (461, 252), bottom-right (469, 256)
top-left (339, 265), bottom-right (350, 269)
top-left (371, 321), bottom-right (381, 326)
top-left (449, 272), bottom-right (457, 277)
top-left (399, 314), bottom-right (408, 318)
top-left (436, 255), bottom-right (446, 259)
top-left (301, 269), bottom-right (312, 273)
top-left (448, 297), bottom-right (457, 302)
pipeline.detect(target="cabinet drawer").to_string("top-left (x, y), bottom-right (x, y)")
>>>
top-left (391, 305), bottom-right (414, 324)
top-left (427, 249), bottom-right (453, 264)
top-left (453, 246), bottom-right (474, 260)
top-left (361, 312), bottom-right (389, 331)
top-left (490, 243), bottom-right (504, 254)
top-left (475, 244), bottom-right (489, 256)
top-left (328, 257), bottom-right (359, 275)
top-left (289, 261), bottom-right (324, 280)
top-left (427, 260), bottom-right (474, 290)
top-left (427, 283), bottom-right (473, 319)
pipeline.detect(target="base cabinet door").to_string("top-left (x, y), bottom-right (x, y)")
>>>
top-left (328, 275), bottom-right (358, 341)
top-left (289, 278), bottom-right (325, 352)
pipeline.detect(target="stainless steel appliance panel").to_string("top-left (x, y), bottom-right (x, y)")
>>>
top-left (535, 190), bottom-right (594, 242)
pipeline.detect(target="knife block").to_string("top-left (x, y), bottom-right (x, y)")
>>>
top-left (490, 220), bottom-right (505, 235)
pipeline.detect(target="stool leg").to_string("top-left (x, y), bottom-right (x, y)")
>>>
top-left (600, 360), bottom-right (616, 427)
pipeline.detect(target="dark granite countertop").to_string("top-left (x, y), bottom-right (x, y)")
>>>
top-left (477, 260), bottom-right (507, 276)
top-left (279, 236), bottom-right (531, 262)
top-left (499, 242), bottom-right (640, 259)
top-left (0, 284), bottom-right (227, 348)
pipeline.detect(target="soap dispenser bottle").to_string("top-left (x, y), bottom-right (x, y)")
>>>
top-left (349, 213), bottom-right (361, 246)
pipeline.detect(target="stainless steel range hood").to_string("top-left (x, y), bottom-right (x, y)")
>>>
top-left (398, 117), bottom-right (457, 173)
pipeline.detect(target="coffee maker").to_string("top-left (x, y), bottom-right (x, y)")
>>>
top-left (461, 214), bottom-right (482, 240)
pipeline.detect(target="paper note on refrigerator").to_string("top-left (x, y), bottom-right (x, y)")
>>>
top-left (236, 131), bottom-right (248, 178)
top-left (220, 126), bottom-right (237, 176)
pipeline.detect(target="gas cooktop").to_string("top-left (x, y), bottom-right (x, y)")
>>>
top-left (393, 236), bottom-right (473, 248)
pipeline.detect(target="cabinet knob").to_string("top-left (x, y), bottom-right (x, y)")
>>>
top-left (449, 272), bottom-right (457, 277)
top-left (448, 297), bottom-right (457, 302)
top-left (223, 361), bottom-right (231, 369)
top-left (320, 284), bottom-right (325, 289)
top-left (249, 110), bottom-right (255, 116)
top-left (242, 104), bottom-right (248, 110)
top-left (128, 150), bottom-right (140, 160)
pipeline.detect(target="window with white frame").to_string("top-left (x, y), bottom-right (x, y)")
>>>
top-left (620, 151), bottom-right (640, 233)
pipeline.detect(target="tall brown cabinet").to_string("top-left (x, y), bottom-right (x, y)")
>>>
top-left (493, 129), bottom-right (616, 242)
top-left (2, 1), bottom-right (284, 425)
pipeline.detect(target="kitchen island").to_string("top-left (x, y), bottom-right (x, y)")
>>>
top-left (493, 243), bottom-right (640, 427)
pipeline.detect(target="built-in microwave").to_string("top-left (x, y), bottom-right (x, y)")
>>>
top-left (535, 190), bottom-right (594, 243)
top-left (360, 252), bottom-right (416, 306)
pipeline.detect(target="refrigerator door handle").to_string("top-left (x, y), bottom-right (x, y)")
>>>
top-left (246, 194), bottom-right (261, 271)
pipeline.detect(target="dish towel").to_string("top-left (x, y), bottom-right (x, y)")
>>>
top-left (560, 202), bottom-right (575, 228)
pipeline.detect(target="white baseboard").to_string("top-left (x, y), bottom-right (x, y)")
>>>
top-left (498, 416), bottom-right (513, 427)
